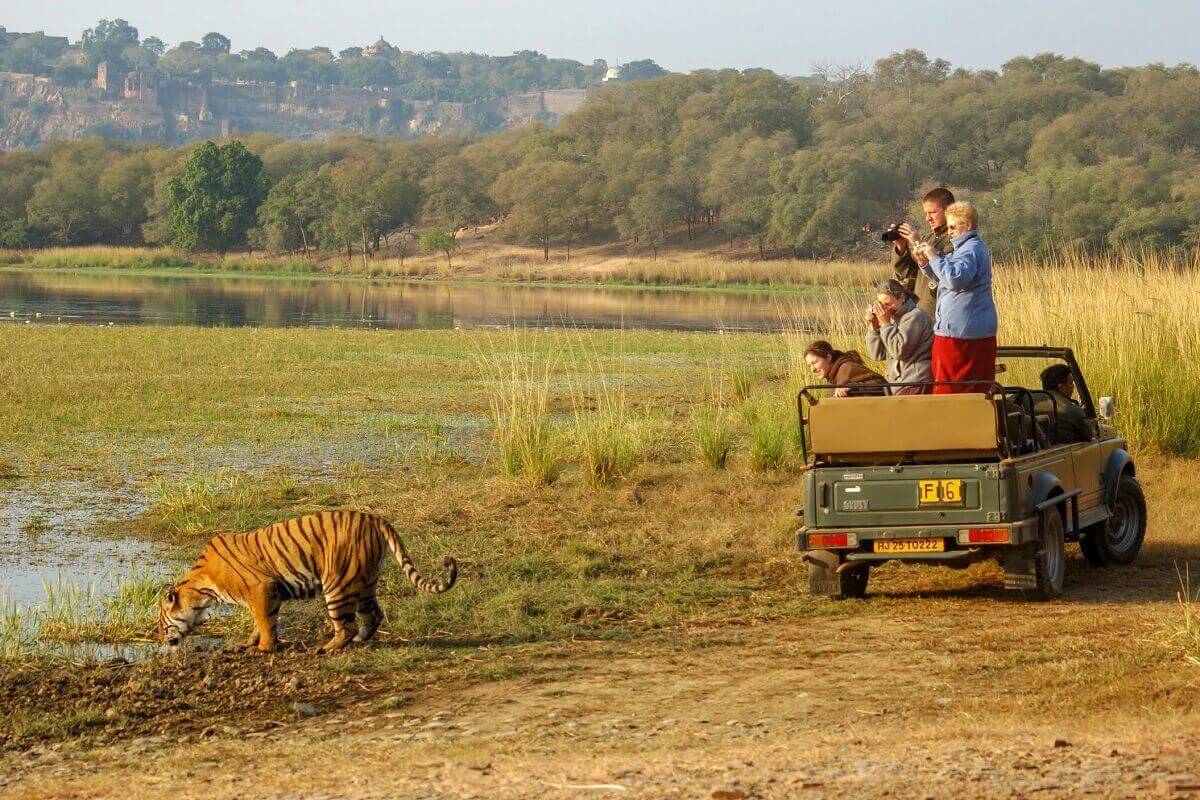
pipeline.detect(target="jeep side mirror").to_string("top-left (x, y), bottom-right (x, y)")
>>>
top-left (1098, 396), bottom-right (1115, 421)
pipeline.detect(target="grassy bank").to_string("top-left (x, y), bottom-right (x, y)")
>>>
top-left (0, 243), bottom-right (879, 291)
top-left (2, 249), bottom-right (1199, 666)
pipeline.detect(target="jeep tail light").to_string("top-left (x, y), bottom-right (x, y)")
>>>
top-left (959, 528), bottom-right (1010, 545)
top-left (808, 532), bottom-right (856, 549)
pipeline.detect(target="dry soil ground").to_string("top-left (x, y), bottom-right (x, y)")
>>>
top-left (4, 540), bottom-right (1200, 799)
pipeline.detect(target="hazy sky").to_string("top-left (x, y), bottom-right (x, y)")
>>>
top-left (5, 0), bottom-right (1198, 74)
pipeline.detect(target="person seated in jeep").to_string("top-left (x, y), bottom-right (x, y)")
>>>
top-left (1035, 364), bottom-right (1094, 444)
top-left (804, 340), bottom-right (888, 397)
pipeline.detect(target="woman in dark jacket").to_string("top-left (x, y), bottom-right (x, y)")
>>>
top-left (804, 340), bottom-right (888, 397)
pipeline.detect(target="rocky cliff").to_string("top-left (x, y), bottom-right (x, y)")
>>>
top-left (0, 70), bottom-right (588, 149)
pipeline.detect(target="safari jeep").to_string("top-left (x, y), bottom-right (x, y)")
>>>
top-left (795, 347), bottom-right (1146, 600)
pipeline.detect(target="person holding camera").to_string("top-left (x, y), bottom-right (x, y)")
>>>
top-left (865, 278), bottom-right (934, 395)
top-left (912, 200), bottom-right (997, 395)
top-left (882, 187), bottom-right (956, 320)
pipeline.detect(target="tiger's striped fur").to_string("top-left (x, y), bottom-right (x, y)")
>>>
top-left (158, 510), bottom-right (457, 653)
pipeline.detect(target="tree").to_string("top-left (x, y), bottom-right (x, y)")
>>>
top-left (200, 32), bottom-right (232, 55)
top-left (25, 142), bottom-right (109, 244)
top-left (99, 152), bottom-right (156, 241)
top-left (80, 19), bottom-right (139, 66)
top-left (704, 132), bottom-right (796, 257)
top-left (141, 36), bottom-right (167, 56)
top-left (771, 147), bottom-right (904, 257)
top-left (616, 184), bottom-right (680, 259)
top-left (619, 59), bottom-right (668, 82)
top-left (420, 228), bottom-right (458, 269)
top-left (340, 57), bottom-right (399, 88)
top-left (492, 160), bottom-right (589, 260)
top-left (162, 141), bottom-right (268, 252)
top-left (423, 155), bottom-right (497, 233)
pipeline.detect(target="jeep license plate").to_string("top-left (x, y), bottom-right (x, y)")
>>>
top-left (918, 479), bottom-right (964, 507)
top-left (874, 538), bottom-right (945, 554)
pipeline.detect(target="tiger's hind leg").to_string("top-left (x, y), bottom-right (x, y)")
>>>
top-left (318, 592), bottom-right (358, 653)
top-left (354, 594), bottom-right (383, 643)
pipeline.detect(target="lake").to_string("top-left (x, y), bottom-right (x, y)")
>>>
top-left (0, 269), bottom-right (841, 333)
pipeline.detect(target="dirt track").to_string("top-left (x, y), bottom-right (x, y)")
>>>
top-left (5, 570), bottom-right (1200, 800)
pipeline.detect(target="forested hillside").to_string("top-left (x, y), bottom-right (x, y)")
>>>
top-left (0, 19), bottom-right (665, 100)
top-left (3, 49), bottom-right (1199, 258)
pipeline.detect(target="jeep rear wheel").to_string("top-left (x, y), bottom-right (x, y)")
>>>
top-left (1098, 474), bottom-right (1147, 565)
top-left (1033, 510), bottom-right (1066, 600)
top-left (806, 551), bottom-right (869, 599)
top-left (1079, 524), bottom-right (1109, 567)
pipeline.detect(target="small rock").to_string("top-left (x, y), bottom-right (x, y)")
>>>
top-left (104, 707), bottom-right (120, 720)
top-left (1053, 738), bottom-right (1071, 749)
top-left (292, 702), bottom-right (318, 718)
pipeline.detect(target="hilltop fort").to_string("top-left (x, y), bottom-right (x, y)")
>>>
top-left (0, 25), bottom-right (666, 148)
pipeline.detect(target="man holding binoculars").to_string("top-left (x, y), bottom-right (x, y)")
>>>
top-left (882, 187), bottom-right (956, 320)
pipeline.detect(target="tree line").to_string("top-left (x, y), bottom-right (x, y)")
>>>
top-left (4, 49), bottom-right (1200, 259)
top-left (0, 19), bottom-right (665, 101)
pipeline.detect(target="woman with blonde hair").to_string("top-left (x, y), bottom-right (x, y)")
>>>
top-left (910, 201), bottom-right (997, 394)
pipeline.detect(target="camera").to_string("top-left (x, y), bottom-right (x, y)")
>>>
top-left (880, 224), bottom-right (904, 243)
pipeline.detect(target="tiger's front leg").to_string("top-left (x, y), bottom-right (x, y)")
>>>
top-left (246, 584), bottom-right (281, 653)
top-left (318, 591), bottom-right (358, 653)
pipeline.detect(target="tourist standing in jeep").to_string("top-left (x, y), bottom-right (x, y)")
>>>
top-left (889, 187), bottom-right (955, 319)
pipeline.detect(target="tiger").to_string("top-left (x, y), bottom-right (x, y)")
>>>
top-left (158, 510), bottom-right (457, 654)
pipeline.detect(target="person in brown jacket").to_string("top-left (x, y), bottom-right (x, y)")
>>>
top-left (804, 340), bottom-right (888, 397)
top-left (886, 187), bottom-right (956, 319)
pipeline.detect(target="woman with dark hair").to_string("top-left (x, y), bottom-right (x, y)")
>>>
top-left (804, 340), bottom-right (888, 397)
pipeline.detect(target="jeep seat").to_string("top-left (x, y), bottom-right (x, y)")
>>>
top-left (808, 393), bottom-right (1000, 464)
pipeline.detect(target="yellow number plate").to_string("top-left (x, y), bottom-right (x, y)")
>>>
top-left (874, 538), bottom-right (946, 554)
top-left (918, 479), bottom-right (964, 507)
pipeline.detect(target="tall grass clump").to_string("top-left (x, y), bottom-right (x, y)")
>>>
top-left (739, 396), bottom-right (793, 471)
top-left (1168, 564), bottom-right (1200, 666)
top-left (566, 332), bottom-right (649, 485)
top-left (477, 338), bottom-right (562, 485)
top-left (14, 246), bottom-right (193, 271)
top-left (693, 404), bottom-right (735, 469)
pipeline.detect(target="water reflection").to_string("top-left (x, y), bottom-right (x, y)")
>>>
top-left (0, 270), bottom-right (844, 332)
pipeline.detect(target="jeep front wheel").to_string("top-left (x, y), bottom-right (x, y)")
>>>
top-left (1098, 474), bottom-right (1147, 565)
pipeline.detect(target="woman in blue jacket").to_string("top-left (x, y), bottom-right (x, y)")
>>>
top-left (911, 201), bottom-right (998, 394)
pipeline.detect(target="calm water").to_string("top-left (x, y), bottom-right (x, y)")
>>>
top-left (0, 269), bottom-right (838, 332)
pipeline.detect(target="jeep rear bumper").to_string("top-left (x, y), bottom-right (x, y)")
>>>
top-left (796, 518), bottom-right (1039, 554)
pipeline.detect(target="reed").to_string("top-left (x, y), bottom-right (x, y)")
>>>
top-left (477, 337), bottom-right (563, 485)
top-left (693, 404), bottom-right (735, 470)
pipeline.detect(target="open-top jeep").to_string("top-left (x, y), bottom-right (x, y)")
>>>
top-left (795, 347), bottom-right (1146, 600)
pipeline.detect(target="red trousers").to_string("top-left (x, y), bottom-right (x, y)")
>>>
top-left (932, 335), bottom-right (997, 394)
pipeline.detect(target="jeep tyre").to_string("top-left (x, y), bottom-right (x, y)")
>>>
top-left (806, 551), bottom-right (869, 599)
top-left (1098, 474), bottom-right (1147, 565)
top-left (1033, 509), bottom-right (1066, 600)
top-left (1079, 525), bottom-right (1109, 567)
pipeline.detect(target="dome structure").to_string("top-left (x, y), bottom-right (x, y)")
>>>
top-left (364, 36), bottom-right (397, 58)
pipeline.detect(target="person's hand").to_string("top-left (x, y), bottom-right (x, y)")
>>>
top-left (898, 222), bottom-right (920, 249)
top-left (866, 305), bottom-right (879, 330)
top-left (833, 387), bottom-right (850, 398)
top-left (913, 242), bottom-right (933, 265)
top-left (876, 301), bottom-right (896, 325)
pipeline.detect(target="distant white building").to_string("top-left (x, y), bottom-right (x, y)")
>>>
top-left (603, 64), bottom-right (623, 83)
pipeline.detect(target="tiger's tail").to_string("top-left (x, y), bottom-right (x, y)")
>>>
top-left (378, 519), bottom-right (457, 594)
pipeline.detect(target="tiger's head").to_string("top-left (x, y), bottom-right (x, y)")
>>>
top-left (158, 583), bottom-right (208, 648)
